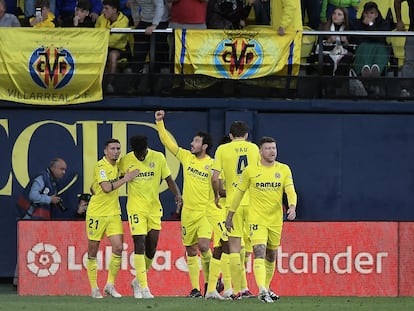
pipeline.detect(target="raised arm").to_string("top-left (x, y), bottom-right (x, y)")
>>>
top-left (155, 110), bottom-right (180, 155)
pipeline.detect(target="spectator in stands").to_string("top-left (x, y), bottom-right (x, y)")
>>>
top-left (25, 0), bottom-right (55, 20)
top-left (56, 0), bottom-right (102, 27)
top-left (352, 2), bottom-right (390, 76)
top-left (29, 0), bottom-right (56, 27)
top-left (250, 0), bottom-right (270, 25)
top-left (352, 1), bottom-right (391, 95)
top-left (206, 0), bottom-right (255, 29)
top-left (317, 7), bottom-right (354, 76)
top-left (271, 0), bottom-right (303, 35)
top-left (301, 0), bottom-right (321, 30)
top-left (71, 0), bottom-right (94, 27)
top-left (0, 0), bottom-right (21, 26)
top-left (95, 0), bottom-right (131, 93)
top-left (119, 0), bottom-right (134, 26)
top-left (395, 0), bottom-right (414, 97)
top-left (131, 0), bottom-right (170, 74)
top-left (320, 0), bottom-right (359, 28)
top-left (313, 7), bottom-right (354, 95)
top-left (169, 0), bottom-right (207, 29)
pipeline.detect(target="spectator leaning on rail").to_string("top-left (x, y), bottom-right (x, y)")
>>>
top-left (95, 0), bottom-right (131, 93)
top-left (0, 0), bottom-right (21, 27)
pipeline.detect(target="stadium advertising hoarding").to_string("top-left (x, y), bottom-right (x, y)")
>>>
top-left (18, 221), bottom-right (414, 296)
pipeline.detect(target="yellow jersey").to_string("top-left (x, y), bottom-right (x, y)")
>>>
top-left (86, 156), bottom-right (122, 217)
top-left (212, 139), bottom-right (260, 206)
top-left (176, 148), bottom-right (216, 212)
top-left (232, 161), bottom-right (297, 226)
top-left (118, 149), bottom-right (171, 216)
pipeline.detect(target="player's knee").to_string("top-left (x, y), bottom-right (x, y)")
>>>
top-left (112, 243), bottom-right (123, 256)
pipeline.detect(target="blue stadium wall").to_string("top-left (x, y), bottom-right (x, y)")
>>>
top-left (1, 97), bottom-right (414, 277)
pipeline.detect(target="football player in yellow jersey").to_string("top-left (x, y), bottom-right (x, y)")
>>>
top-left (118, 135), bottom-right (182, 299)
top-left (155, 110), bottom-right (219, 298)
top-left (212, 121), bottom-right (260, 299)
top-left (86, 138), bottom-right (138, 299)
top-left (226, 136), bottom-right (297, 303)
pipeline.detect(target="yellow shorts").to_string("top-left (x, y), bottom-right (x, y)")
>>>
top-left (241, 204), bottom-right (251, 252)
top-left (86, 215), bottom-right (123, 241)
top-left (207, 212), bottom-right (228, 248)
top-left (127, 211), bottom-right (161, 236)
top-left (249, 223), bottom-right (282, 250)
top-left (226, 204), bottom-right (248, 239)
top-left (181, 208), bottom-right (212, 246)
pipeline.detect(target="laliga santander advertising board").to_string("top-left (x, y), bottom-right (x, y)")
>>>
top-left (18, 221), bottom-right (414, 296)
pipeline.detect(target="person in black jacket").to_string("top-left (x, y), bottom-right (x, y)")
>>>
top-left (207, 0), bottom-right (256, 29)
top-left (352, 1), bottom-right (391, 78)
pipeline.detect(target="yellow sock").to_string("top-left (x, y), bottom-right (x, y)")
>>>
top-left (229, 253), bottom-right (241, 293)
top-left (200, 249), bottom-right (211, 284)
top-left (221, 253), bottom-right (231, 292)
top-left (86, 257), bottom-right (98, 289)
top-left (265, 259), bottom-right (276, 289)
top-left (240, 247), bottom-right (247, 290)
top-left (145, 255), bottom-right (153, 272)
top-left (254, 258), bottom-right (266, 290)
top-left (134, 254), bottom-right (148, 288)
top-left (187, 255), bottom-right (200, 290)
top-left (107, 253), bottom-right (121, 285)
top-left (207, 257), bottom-right (221, 293)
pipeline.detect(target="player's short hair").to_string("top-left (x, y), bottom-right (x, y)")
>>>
top-left (103, 0), bottom-right (120, 10)
top-left (104, 138), bottom-right (120, 147)
top-left (229, 121), bottom-right (248, 138)
top-left (259, 136), bottom-right (276, 147)
top-left (196, 131), bottom-right (213, 154)
top-left (130, 135), bottom-right (148, 154)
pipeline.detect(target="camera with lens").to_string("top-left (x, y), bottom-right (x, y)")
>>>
top-left (55, 198), bottom-right (67, 211)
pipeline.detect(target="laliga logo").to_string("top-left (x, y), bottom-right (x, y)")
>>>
top-left (214, 37), bottom-right (262, 79)
top-left (27, 243), bottom-right (61, 277)
top-left (29, 46), bottom-right (75, 89)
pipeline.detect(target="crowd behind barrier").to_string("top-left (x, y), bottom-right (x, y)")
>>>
top-left (99, 28), bottom-right (414, 100)
top-left (1, 0), bottom-right (414, 100)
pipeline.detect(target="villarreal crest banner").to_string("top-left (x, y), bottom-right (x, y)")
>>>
top-left (174, 28), bottom-right (302, 79)
top-left (0, 28), bottom-right (109, 105)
